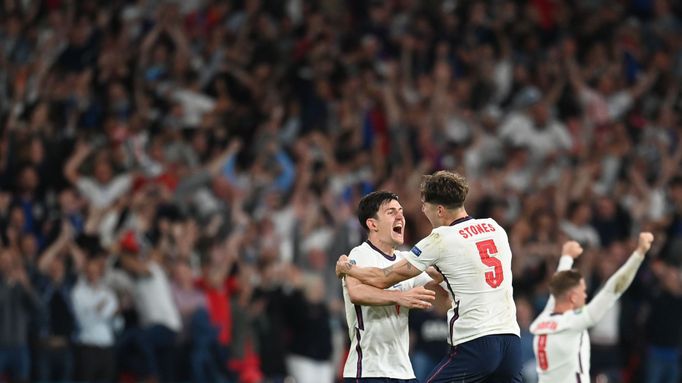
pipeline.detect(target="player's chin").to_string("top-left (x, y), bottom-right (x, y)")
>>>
top-left (391, 231), bottom-right (404, 244)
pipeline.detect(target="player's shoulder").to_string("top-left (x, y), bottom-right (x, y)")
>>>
top-left (443, 217), bottom-right (504, 232)
top-left (395, 250), bottom-right (410, 260)
top-left (530, 312), bottom-right (563, 335)
top-left (530, 310), bottom-right (584, 335)
top-left (348, 242), bottom-right (370, 257)
top-left (348, 242), bottom-right (375, 265)
top-left (474, 217), bottom-right (504, 230)
top-left (414, 229), bottom-right (444, 245)
top-left (411, 229), bottom-right (447, 257)
top-left (567, 307), bottom-right (588, 319)
top-left (473, 217), bottom-right (508, 239)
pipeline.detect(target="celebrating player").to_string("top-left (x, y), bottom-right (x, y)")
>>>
top-left (530, 233), bottom-right (654, 382)
top-left (341, 191), bottom-right (438, 382)
top-left (337, 171), bottom-right (522, 382)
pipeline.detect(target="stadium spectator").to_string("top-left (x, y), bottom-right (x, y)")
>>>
top-left (286, 272), bottom-right (334, 383)
top-left (71, 247), bottom-right (118, 383)
top-left (171, 257), bottom-right (233, 383)
top-left (117, 232), bottom-right (181, 382)
top-left (0, 247), bottom-right (41, 383)
top-left (643, 259), bottom-right (682, 383)
top-left (34, 222), bottom-right (83, 383)
top-left (193, 236), bottom-right (237, 382)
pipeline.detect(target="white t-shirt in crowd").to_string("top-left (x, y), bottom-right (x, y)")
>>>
top-left (132, 261), bottom-right (182, 332)
top-left (76, 174), bottom-right (133, 209)
top-left (72, 279), bottom-right (119, 347)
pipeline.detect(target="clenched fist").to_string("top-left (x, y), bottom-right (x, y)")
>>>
top-left (637, 232), bottom-right (654, 254)
top-left (336, 255), bottom-right (352, 278)
top-left (562, 241), bottom-right (583, 259)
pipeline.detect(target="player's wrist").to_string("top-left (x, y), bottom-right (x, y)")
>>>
top-left (558, 254), bottom-right (575, 264)
top-left (345, 261), bottom-right (356, 275)
top-left (339, 260), bottom-right (354, 277)
top-left (391, 290), bottom-right (403, 306)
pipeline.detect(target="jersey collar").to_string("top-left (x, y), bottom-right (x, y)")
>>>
top-left (365, 240), bottom-right (397, 261)
top-left (449, 216), bottom-right (474, 226)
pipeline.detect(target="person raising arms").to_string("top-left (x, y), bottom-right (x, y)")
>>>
top-left (530, 233), bottom-right (654, 382)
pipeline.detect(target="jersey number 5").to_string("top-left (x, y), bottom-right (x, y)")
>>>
top-left (475, 239), bottom-right (504, 288)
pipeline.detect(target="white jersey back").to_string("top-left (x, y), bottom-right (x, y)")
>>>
top-left (342, 241), bottom-right (431, 379)
top-left (530, 252), bottom-right (645, 383)
top-left (404, 216), bottom-right (520, 346)
top-left (531, 311), bottom-right (591, 383)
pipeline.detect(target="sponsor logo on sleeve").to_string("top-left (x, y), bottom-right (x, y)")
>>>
top-left (411, 246), bottom-right (422, 257)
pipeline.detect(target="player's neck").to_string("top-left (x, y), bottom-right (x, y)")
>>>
top-left (438, 208), bottom-right (468, 227)
top-left (366, 237), bottom-right (396, 257)
top-left (552, 301), bottom-right (573, 314)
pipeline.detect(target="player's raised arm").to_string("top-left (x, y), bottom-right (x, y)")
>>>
top-left (538, 241), bottom-right (584, 315)
top-left (584, 232), bottom-right (653, 325)
top-left (337, 255), bottom-right (422, 289)
top-left (345, 276), bottom-right (435, 309)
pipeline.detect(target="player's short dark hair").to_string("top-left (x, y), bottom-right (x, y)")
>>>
top-left (420, 170), bottom-right (469, 209)
top-left (357, 191), bottom-right (399, 231)
top-left (549, 270), bottom-right (583, 299)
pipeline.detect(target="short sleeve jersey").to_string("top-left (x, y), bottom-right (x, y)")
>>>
top-left (403, 217), bottom-right (520, 346)
top-left (342, 241), bottom-right (431, 379)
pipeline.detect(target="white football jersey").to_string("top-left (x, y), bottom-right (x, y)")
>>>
top-left (404, 216), bottom-right (520, 347)
top-left (342, 241), bottom-right (431, 379)
top-left (530, 252), bottom-right (645, 383)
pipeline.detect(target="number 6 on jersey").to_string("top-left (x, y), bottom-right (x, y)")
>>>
top-left (476, 239), bottom-right (504, 288)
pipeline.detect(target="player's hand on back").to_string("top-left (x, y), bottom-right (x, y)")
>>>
top-left (397, 286), bottom-right (436, 309)
top-left (637, 232), bottom-right (654, 254)
top-left (562, 240), bottom-right (583, 259)
top-left (336, 255), bottom-right (352, 278)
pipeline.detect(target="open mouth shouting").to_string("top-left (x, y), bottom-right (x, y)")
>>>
top-left (392, 221), bottom-right (404, 241)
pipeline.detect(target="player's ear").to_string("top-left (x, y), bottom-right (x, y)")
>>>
top-left (569, 289), bottom-right (579, 305)
top-left (366, 218), bottom-right (378, 232)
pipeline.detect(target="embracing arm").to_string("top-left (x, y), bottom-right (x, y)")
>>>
top-left (346, 276), bottom-right (401, 305)
top-left (346, 276), bottom-right (433, 309)
top-left (337, 257), bottom-right (422, 289)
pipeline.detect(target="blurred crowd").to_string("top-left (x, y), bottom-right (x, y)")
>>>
top-left (1, 0), bottom-right (682, 382)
